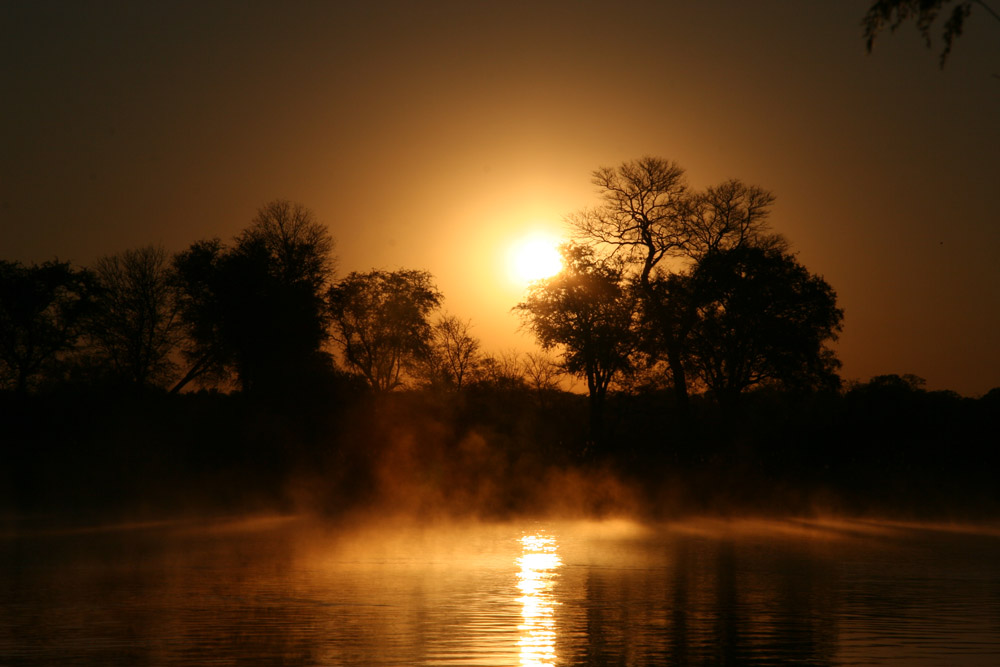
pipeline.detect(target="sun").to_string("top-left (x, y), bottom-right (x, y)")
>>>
top-left (508, 234), bottom-right (563, 284)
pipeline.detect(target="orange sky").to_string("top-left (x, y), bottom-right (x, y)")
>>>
top-left (2, 1), bottom-right (999, 395)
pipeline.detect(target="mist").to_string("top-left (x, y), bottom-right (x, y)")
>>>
top-left (4, 374), bottom-right (996, 538)
top-left (5, 380), bottom-right (999, 666)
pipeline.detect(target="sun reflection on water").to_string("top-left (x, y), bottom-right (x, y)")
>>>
top-left (517, 533), bottom-right (561, 666)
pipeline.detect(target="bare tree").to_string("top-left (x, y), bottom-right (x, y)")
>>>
top-left (90, 246), bottom-right (183, 389)
top-left (521, 351), bottom-right (563, 392)
top-left (424, 314), bottom-right (481, 390)
top-left (236, 199), bottom-right (336, 290)
top-left (685, 179), bottom-right (782, 260)
top-left (568, 156), bottom-right (689, 287)
top-left (475, 350), bottom-right (528, 391)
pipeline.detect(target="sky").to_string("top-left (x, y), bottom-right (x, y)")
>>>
top-left (2, 1), bottom-right (998, 396)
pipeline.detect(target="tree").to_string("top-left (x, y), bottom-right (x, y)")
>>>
top-left (569, 157), bottom-right (778, 409)
top-left (521, 351), bottom-right (563, 392)
top-left (422, 314), bottom-right (481, 391)
top-left (683, 246), bottom-right (844, 412)
top-left (568, 156), bottom-right (689, 287)
top-left (328, 269), bottom-right (441, 391)
top-left (515, 244), bottom-right (638, 443)
top-left (89, 246), bottom-right (182, 389)
top-left (234, 199), bottom-right (336, 290)
top-left (474, 350), bottom-right (529, 391)
top-left (172, 200), bottom-right (337, 394)
top-left (171, 239), bottom-right (235, 391)
top-left (685, 179), bottom-right (785, 260)
top-left (862, 0), bottom-right (1000, 67)
top-left (0, 260), bottom-right (96, 393)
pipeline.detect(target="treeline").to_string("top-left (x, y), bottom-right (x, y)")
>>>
top-left (0, 200), bottom-right (561, 399)
top-left (2, 158), bottom-right (998, 522)
top-left (2, 373), bottom-right (997, 521)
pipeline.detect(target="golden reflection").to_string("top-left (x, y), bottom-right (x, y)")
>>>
top-left (517, 533), bottom-right (561, 666)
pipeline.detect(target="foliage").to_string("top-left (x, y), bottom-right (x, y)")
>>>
top-left (638, 271), bottom-right (702, 389)
top-left (0, 260), bottom-right (97, 393)
top-left (862, 0), bottom-right (1000, 67)
top-left (515, 244), bottom-right (638, 440)
top-left (328, 269), bottom-right (442, 391)
top-left (859, 373), bottom-right (928, 391)
top-left (89, 246), bottom-right (183, 389)
top-left (172, 200), bottom-right (337, 393)
top-left (683, 246), bottom-right (844, 409)
top-left (171, 239), bottom-right (235, 390)
top-left (569, 157), bottom-right (781, 409)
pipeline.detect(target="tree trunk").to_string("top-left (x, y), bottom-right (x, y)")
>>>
top-left (639, 275), bottom-right (691, 418)
top-left (169, 353), bottom-right (214, 394)
top-left (666, 343), bottom-right (690, 415)
top-left (588, 388), bottom-right (606, 457)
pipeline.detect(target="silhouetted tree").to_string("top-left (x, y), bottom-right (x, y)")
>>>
top-left (172, 200), bottom-right (337, 393)
top-left (89, 246), bottom-right (182, 390)
top-left (234, 199), bottom-right (336, 290)
top-left (515, 244), bottom-right (638, 443)
top-left (521, 351), bottom-right (563, 392)
top-left (686, 180), bottom-right (786, 260)
top-left (0, 260), bottom-right (96, 393)
top-left (569, 157), bottom-right (689, 286)
top-left (171, 239), bottom-right (235, 391)
top-left (684, 246), bottom-right (844, 412)
top-left (569, 157), bottom-right (778, 409)
top-left (421, 314), bottom-right (481, 390)
top-left (859, 373), bottom-right (927, 392)
top-left (328, 269), bottom-right (441, 391)
top-left (638, 271), bottom-right (702, 394)
top-left (862, 0), bottom-right (1000, 67)
top-left (475, 350), bottom-right (529, 391)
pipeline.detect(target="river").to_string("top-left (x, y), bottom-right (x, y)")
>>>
top-left (2, 515), bottom-right (998, 665)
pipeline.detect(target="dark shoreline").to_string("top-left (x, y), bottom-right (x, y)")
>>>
top-left (3, 381), bottom-right (998, 525)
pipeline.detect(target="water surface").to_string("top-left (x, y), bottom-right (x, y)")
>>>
top-left (2, 516), bottom-right (999, 665)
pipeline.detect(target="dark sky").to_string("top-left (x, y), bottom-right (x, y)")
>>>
top-left (2, 1), bottom-right (998, 395)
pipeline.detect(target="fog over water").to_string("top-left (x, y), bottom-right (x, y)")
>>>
top-left (3, 514), bottom-right (999, 666)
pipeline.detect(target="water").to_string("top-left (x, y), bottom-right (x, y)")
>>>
top-left (2, 516), bottom-right (999, 666)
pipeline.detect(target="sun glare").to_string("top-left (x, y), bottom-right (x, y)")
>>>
top-left (509, 235), bottom-right (563, 284)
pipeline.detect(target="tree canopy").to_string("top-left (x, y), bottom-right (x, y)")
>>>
top-left (89, 245), bottom-right (182, 390)
top-left (172, 200), bottom-right (337, 394)
top-left (568, 157), bottom-right (782, 410)
top-left (328, 269), bottom-right (442, 391)
top-left (234, 199), bottom-right (336, 290)
top-left (421, 314), bottom-right (481, 391)
top-left (684, 246), bottom-right (844, 410)
top-left (0, 260), bottom-right (96, 393)
top-left (515, 244), bottom-right (638, 440)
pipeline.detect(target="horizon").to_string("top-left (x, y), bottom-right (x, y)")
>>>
top-left (2, 1), bottom-right (998, 395)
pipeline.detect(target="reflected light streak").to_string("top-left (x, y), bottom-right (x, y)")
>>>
top-left (517, 533), bottom-right (562, 667)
